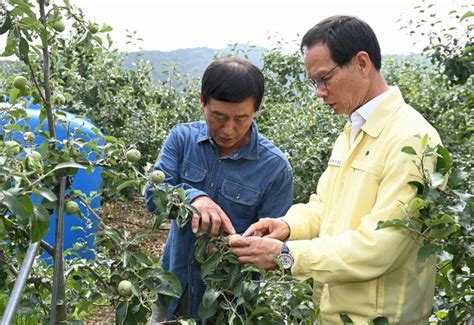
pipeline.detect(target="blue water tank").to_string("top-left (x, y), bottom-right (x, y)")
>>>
top-left (3, 102), bottom-right (102, 261)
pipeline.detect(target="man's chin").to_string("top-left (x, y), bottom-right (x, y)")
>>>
top-left (217, 139), bottom-right (233, 145)
top-left (330, 107), bottom-right (349, 116)
top-left (216, 140), bottom-right (237, 150)
top-left (326, 103), bottom-right (339, 115)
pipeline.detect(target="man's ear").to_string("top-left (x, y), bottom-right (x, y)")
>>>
top-left (354, 51), bottom-right (371, 76)
top-left (199, 92), bottom-right (205, 112)
top-left (254, 98), bottom-right (263, 116)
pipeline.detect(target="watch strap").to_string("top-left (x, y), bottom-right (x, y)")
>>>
top-left (277, 242), bottom-right (294, 270)
top-left (281, 243), bottom-right (290, 254)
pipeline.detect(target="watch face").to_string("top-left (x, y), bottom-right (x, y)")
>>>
top-left (278, 253), bottom-right (294, 269)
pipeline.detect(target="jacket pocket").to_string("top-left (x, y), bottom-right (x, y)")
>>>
top-left (181, 160), bottom-right (207, 183)
top-left (351, 159), bottom-right (383, 177)
top-left (346, 159), bottom-right (383, 218)
top-left (322, 280), bottom-right (377, 319)
top-left (221, 179), bottom-right (259, 206)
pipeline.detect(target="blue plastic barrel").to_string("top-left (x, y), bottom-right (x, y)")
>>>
top-left (2, 102), bottom-right (102, 261)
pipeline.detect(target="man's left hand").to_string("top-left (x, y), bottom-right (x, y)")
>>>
top-left (229, 236), bottom-right (283, 270)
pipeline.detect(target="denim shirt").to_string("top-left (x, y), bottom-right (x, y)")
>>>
top-left (145, 121), bottom-right (293, 319)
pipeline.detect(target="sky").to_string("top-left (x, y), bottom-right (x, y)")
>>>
top-left (68, 0), bottom-right (467, 55)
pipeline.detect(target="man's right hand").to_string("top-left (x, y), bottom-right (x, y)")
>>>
top-left (191, 196), bottom-right (235, 236)
top-left (242, 218), bottom-right (290, 240)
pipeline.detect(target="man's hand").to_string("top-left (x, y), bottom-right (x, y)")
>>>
top-left (229, 236), bottom-right (283, 270)
top-left (191, 196), bottom-right (235, 236)
top-left (242, 218), bottom-right (290, 240)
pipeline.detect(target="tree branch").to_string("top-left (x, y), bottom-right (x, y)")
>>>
top-left (9, 264), bottom-right (52, 291)
top-left (17, 225), bottom-right (56, 257)
top-left (78, 197), bottom-right (110, 231)
top-left (27, 61), bottom-right (47, 104)
top-left (38, 0), bottom-right (55, 137)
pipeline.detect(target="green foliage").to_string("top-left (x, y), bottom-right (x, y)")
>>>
top-left (400, 2), bottom-right (473, 85)
top-left (383, 57), bottom-right (473, 185)
top-left (0, 293), bottom-right (43, 324)
top-left (377, 141), bottom-right (473, 324)
top-left (51, 33), bottom-right (201, 165)
top-left (194, 233), bottom-right (316, 324)
top-left (258, 42), bottom-right (343, 203)
top-left (340, 313), bottom-right (390, 325)
top-left (0, 103), bottom-right (186, 322)
top-left (0, 0), bottom-right (472, 323)
top-left (0, 1), bottom-right (187, 323)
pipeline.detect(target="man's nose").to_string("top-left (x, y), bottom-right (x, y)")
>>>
top-left (315, 87), bottom-right (327, 98)
top-left (222, 120), bottom-right (236, 134)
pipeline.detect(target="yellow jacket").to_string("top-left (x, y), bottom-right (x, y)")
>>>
top-left (282, 88), bottom-right (441, 324)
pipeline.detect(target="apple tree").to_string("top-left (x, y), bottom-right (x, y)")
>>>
top-left (0, 0), bottom-right (189, 323)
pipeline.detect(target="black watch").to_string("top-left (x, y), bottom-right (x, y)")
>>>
top-left (277, 243), bottom-right (294, 270)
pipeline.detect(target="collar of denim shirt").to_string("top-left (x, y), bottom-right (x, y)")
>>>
top-left (196, 120), bottom-right (260, 160)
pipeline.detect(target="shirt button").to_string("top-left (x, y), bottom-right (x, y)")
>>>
top-left (185, 171), bottom-right (189, 176)
top-left (236, 193), bottom-right (240, 199)
top-left (210, 183), bottom-right (214, 188)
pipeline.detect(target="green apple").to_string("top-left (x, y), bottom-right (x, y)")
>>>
top-left (64, 201), bottom-right (80, 215)
top-left (227, 234), bottom-right (242, 246)
top-left (27, 151), bottom-right (43, 171)
top-left (126, 149), bottom-right (141, 162)
top-left (19, 85), bottom-right (30, 97)
top-left (150, 170), bottom-right (166, 184)
top-left (28, 151), bottom-right (41, 160)
top-left (52, 20), bottom-right (65, 32)
top-left (117, 280), bottom-right (133, 297)
top-left (4, 140), bottom-right (21, 156)
top-left (13, 76), bottom-right (27, 90)
top-left (23, 132), bottom-right (35, 143)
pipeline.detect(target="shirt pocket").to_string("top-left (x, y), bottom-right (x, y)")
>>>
top-left (221, 179), bottom-right (260, 206)
top-left (181, 160), bottom-right (207, 185)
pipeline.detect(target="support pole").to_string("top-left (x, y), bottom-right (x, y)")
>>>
top-left (50, 177), bottom-right (67, 324)
top-left (1, 241), bottom-right (40, 325)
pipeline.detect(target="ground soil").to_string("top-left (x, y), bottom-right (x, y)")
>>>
top-left (101, 198), bottom-right (170, 258)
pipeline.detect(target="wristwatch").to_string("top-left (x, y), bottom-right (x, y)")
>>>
top-left (277, 243), bottom-right (294, 270)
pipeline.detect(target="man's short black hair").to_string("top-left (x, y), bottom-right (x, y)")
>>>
top-left (300, 15), bottom-right (382, 71)
top-left (201, 57), bottom-right (264, 111)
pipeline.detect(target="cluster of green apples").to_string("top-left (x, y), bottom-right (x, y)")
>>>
top-left (12, 75), bottom-right (30, 97)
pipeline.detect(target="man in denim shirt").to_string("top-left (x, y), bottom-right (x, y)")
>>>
top-left (146, 57), bottom-right (293, 321)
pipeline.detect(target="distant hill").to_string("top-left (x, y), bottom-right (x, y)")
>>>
top-left (123, 44), bottom-right (266, 81)
top-left (0, 45), bottom-right (422, 85)
top-left (122, 47), bottom-right (423, 83)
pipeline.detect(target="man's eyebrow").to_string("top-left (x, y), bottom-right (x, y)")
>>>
top-left (211, 110), bottom-right (226, 116)
top-left (211, 110), bottom-right (251, 118)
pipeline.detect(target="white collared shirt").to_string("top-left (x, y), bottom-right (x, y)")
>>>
top-left (349, 87), bottom-right (393, 146)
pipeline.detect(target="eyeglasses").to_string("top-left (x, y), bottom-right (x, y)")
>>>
top-left (307, 64), bottom-right (339, 91)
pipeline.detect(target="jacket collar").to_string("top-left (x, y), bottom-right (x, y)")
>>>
top-left (197, 121), bottom-right (259, 160)
top-left (361, 86), bottom-right (405, 138)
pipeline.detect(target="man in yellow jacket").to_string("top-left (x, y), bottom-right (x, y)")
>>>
top-left (230, 15), bottom-right (442, 324)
